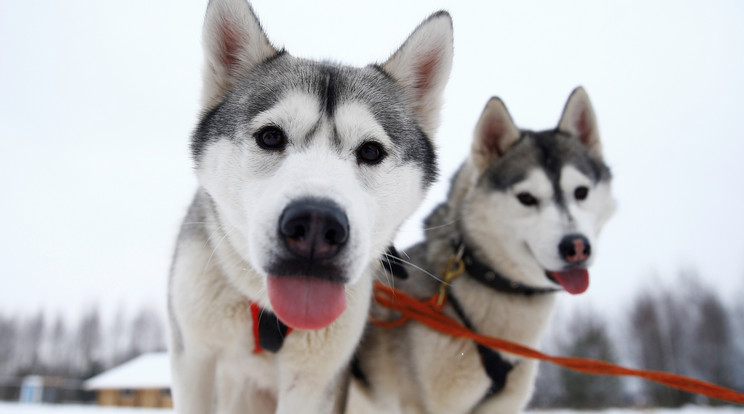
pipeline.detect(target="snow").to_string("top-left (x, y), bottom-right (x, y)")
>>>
top-left (1, 403), bottom-right (743, 414)
top-left (84, 353), bottom-right (170, 390)
top-left (0, 404), bottom-right (170, 413)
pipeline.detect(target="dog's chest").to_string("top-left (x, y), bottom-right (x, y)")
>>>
top-left (217, 300), bottom-right (282, 389)
top-left (455, 278), bottom-right (555, 347)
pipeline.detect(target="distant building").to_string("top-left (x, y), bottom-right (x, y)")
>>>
top-left (15, 375), bottom-right (86, 404)
top-left (84, 352), bottom-right (172, 408)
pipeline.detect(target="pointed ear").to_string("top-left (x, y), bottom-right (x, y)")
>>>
top-left (471, 97), bottom-right (520, 172)
top-left (381, 11), bottom-right (454, 138)
top-left (558, 87), bottom-right (602, 155)
top-left (201, 0), bottom-right (279, 109)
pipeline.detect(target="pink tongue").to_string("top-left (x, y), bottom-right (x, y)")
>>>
top-left (548, 268), bottom-right (590, 295)
top-left (267, 275), bottom-right (346, 330)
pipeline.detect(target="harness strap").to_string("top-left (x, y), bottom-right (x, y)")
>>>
top-left (250, 302), bottom-right (292, 354)
top-left (372, 281), bottom-right (744, 405)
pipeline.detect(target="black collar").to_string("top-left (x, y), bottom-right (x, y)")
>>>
top-left (457, 241), bottom-right (559, 296)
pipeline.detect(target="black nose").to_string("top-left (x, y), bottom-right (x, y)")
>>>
top-left (559, 234), bottom-right (591, 263)
top-left (279, 199), bottom-right (349, 260)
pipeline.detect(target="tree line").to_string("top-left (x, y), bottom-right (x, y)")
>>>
top-left (0, 272), bottom-right (742, 408)
top-left (0, 306), bottom-right (165, 382)
top-left (531, 273), bottom-right (744, 408)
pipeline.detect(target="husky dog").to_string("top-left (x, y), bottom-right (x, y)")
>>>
top-left (167, 1), bottom-right (453, 413)
top-left (350, 88), bottom-right (616, 414)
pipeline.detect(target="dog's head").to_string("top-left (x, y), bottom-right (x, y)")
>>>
top-left (459, 88), bottom-right (616, 294)
top-left (192, 0), bottom-right (453, 329)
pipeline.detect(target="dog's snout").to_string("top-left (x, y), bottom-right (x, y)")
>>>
top-left (279, 199), bottom-right (349, 260)
top-left (558, 234), bottom-right (591, 263)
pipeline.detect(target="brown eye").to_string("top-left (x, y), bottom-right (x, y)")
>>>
top-left (574, 186), bottom-right (589, 201)
top-left (357, 142), bottom-right (386, 165)
top-left (517, 192), bottom-right (538, 206)
top-left (255, 126), bottom-right (286, 150)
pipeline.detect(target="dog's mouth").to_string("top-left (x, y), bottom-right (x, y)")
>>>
top-left (267, 275), bottom-right (346, 330)
top-left (546, 268), bottom-right (589, 295)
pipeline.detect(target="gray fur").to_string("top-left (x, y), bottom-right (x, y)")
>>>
top-left (192, 55), bottom-right (438, 186)
top-left (170, 2), bottom-right (454, 413)
top-left (483, 130), bottom-right (612, 205)
top-left (348, 89), bottom-right (616, 414)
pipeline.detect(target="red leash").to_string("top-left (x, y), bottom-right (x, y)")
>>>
top-left (372, 281), bottom-right (744, 405)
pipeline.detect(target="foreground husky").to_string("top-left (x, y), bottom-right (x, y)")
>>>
top-left (168, 1), bottom-right (453, 412)
top-left (351, 88), bottom-right (616, 413)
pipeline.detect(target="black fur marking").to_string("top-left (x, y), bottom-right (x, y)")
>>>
top-left (192, 55), bottom-right (438, 187)
top-left (256, 308), bottom-right (291, 353)
top-left (531, 130), bottom-right (567, 208)
top-left (191, 99), bottom-right (227, 161)
top-left (484, 129), bottom-right (611, 207)
top-left (303, 120), bottom-right (323, 145)
top-left (320, 67), bottom-right (340, 116)
top-left (266, 260), bottom-right (347, 284)
top-left (350, 354), bottom-right (371, 388)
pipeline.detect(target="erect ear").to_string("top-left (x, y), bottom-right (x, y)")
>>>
top-left (471, 97), bottom-right (520, 172)
top-left (558, 87), bottom-right (602, 155)
top-left (201, 0), bottom-right (279, 109)
top-left (381, 11), bottom-right (454, 139)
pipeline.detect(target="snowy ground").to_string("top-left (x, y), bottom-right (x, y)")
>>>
top-left (2, 403), bottom-right (744, 414)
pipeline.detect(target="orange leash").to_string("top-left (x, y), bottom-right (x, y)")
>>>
top-left (372, 281), bottom-right (744, 405)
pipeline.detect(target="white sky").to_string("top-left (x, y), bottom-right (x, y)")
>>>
top-left (1, 0), bottom-right (743, 323)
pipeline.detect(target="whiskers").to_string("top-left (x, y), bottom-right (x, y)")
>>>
top-left (379, 251), bottom-right (443, 284)
top-left (421, 215), bottom-right (463, 232)
top-left (202, 226), bottom-right (235, 277)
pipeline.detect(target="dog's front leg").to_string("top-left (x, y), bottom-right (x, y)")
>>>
top-left (170, 344), bottom-right (217, 414)
top-left (275, 278), bottom-right (371, 414)
top-left (471, 360), bottom-right (537, 414)
top-left (274, 364), bottom-right (350, 414)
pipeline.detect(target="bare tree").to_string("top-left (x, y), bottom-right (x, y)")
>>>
top-left (37, 315), bottom-right (69, 376)
top-left (556, 307), bottom-right (625, 408)
top-left (75, 307), bottom-right (103, 378)
top-left (0, 313), bottom-right (18, 376)
top-left (15, 312), bottom-right (45, 376)
top-left (129, 306), bottom-right (166, 355)
top-left (628, 287), bottom-right (693, 406)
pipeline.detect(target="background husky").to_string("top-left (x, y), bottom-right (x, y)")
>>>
top-left (168, 0), bottom-right (452, 413)
top-left (350, 88), bottom-right (616, 414)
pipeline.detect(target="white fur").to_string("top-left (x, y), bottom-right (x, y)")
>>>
top-left (558, 87), bottom-right (602, 155)
top-left (471, 97), bottom-right (520, 172)
top-left (349, 89), bottom-right (616, 414)
top-left (169, 1), bottom-right (453, 413)
top-left (381, 13), bottom-right (454, 139)
top-left (201, 0), bottom-right (277, 109)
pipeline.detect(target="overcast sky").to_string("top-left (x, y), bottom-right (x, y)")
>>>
top-left (1, 0), bottom-right (743, 324)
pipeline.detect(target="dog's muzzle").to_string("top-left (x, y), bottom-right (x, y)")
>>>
top-left (267, 198), bottom-right (351, 330)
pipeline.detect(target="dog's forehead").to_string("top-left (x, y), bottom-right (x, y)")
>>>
top-left (484, 130), bottom-right (610, 191)
top-left (232, 56), bottom-right (408, 126)
top-left (194, 54), bottom-right (437, 184)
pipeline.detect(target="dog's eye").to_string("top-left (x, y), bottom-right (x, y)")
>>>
top-left (517, 192), bottom-right (538, 207)
top-left (574, 186), bottom-right (589, 201)
top-left (357, 142), bottom-right (386, 165)
top-left (255, 126), bottom-right (287, 150)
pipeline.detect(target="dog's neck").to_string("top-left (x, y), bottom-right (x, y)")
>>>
top-left (424, 161), bottom-right (549, 292)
